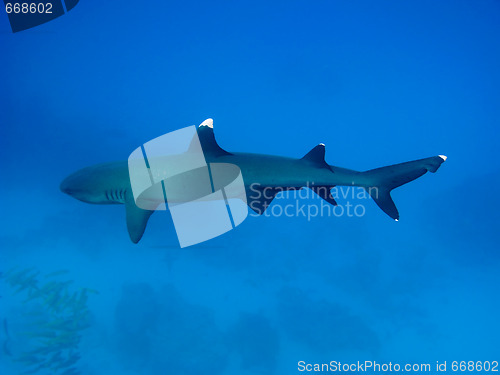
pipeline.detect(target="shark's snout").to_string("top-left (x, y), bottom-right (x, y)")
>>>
top-left (60, 167), bottom-right (116, 204)
top-left (60, 172), bottom-right (88, 201)
top-left (60, 175), bottom-right (75, 195)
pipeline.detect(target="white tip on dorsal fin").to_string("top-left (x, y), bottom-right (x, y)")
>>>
top-left (195, 118), bottom-right (232, 156)
top-left (438, 155), bottom-right (447, 161)
top-left (199, 118), bottom-right (213, 128)
top-left (301, 144), bottom-right (333, 172)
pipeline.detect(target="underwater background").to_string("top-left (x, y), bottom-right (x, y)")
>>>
top-left (1, 0), bottom-right (499, 374)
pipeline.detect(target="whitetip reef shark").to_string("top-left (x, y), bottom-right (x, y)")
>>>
top-left (60, 119), bottom-right (447, 243)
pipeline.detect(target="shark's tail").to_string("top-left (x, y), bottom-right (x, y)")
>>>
top-left (362, 155), bottom-right (447, 220)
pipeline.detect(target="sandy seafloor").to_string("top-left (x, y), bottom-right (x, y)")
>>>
top-left (1, 1), bottom-right (499, 374)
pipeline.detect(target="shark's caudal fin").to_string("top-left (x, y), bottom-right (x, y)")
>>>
top-left (125, 196), bottom-right (154, 243)
top-left (363, 155), bottom-right (447, 220)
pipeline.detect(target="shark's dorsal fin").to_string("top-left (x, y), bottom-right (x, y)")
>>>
top-left (301, 144), bottom-right (333, 172)
top-left (196, 119), bottom-right (232, 157)
top-left (125, 196), bottom-right (155, 243)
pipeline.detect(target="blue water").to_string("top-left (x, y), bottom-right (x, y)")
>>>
top-left (1, 1), bottom-right (499, 374)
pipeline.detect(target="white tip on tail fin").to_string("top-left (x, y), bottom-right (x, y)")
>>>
top-left (439, 155), bottom-right (447, 161)
top-left (199, 118), bottom-right (214, 128)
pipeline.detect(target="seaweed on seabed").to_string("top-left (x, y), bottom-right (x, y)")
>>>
top-left (1, 268), bottom-right (98, 375)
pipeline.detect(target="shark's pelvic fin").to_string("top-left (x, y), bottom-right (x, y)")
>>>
top-left (363, 155), bottom-right (447, 221)
top-left (301, 144), bottom-right (333, 172)
top-left (125, 196), bottom-right (154, 243)
top-left (246, 186), bottom-right (280, 215)
top-left (197, 119), bottom-right (232, 157)
top-left (310, 186), bottom-right (338, 206)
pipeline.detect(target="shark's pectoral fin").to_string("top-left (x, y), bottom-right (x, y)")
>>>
top-left (246, 187), bottom-right (280, 215)
top-left (310, 186), bottom-right (338, 206)
top-left (301, 144), bottom-right (333, 172)
top-left (125, 198), bottom-right (154, 243)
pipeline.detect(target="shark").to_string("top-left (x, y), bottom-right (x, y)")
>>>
top-left (60, 119), bottom-right (447, 243)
